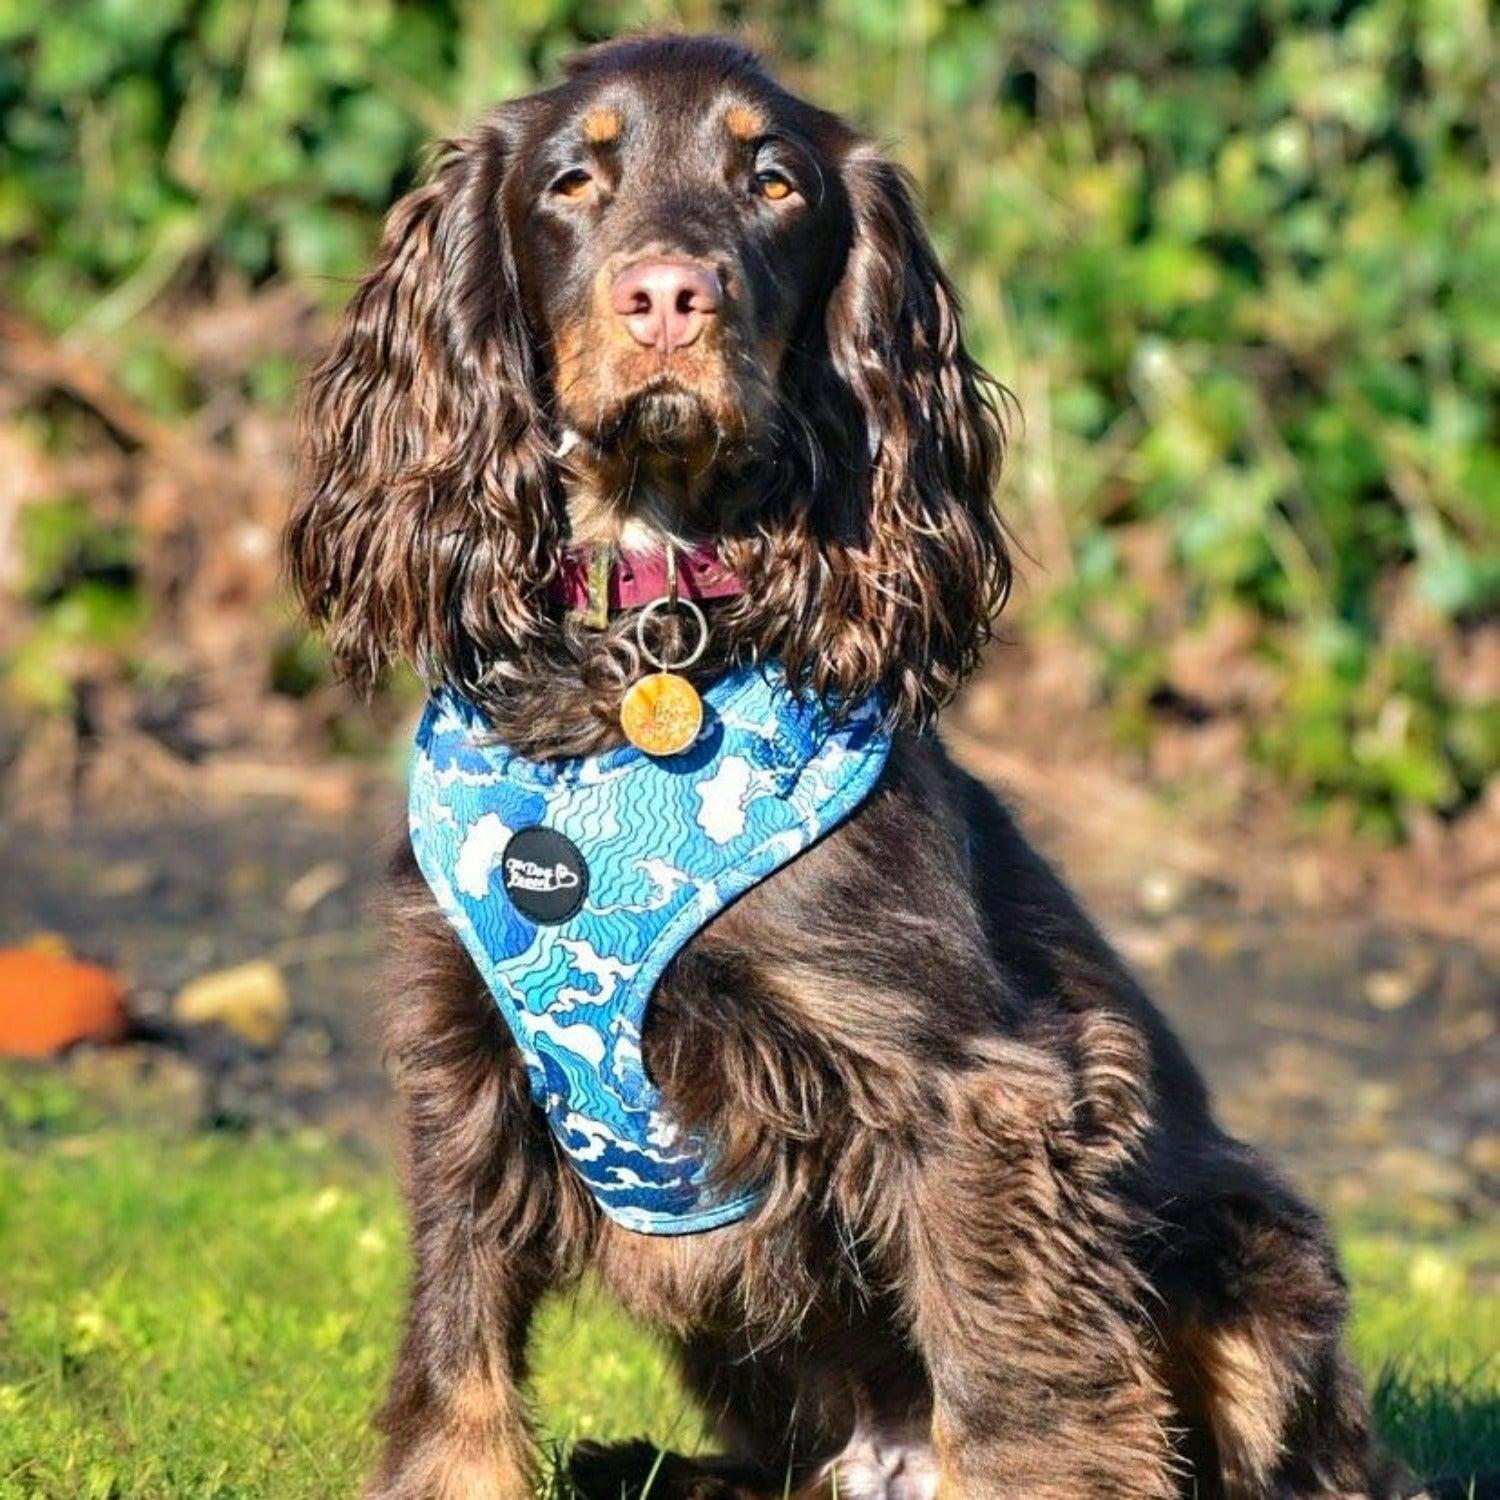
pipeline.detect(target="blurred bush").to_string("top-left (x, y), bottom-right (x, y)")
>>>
top-left (0, 0), bottom-right (1495, 832)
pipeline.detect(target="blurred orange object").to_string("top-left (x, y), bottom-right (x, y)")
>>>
top-left (0, 949), bottom-right (129, 1057)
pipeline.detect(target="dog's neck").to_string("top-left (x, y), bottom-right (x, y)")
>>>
top-left (559, 429), bottom-right (728, 552)
top-left (568, 499), bottom-right (692, 557)
top-left (462, 440), bottom-right (745, 763)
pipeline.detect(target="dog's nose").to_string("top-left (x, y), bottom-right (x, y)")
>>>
top-left (610, 259), bottom-right (722, 352)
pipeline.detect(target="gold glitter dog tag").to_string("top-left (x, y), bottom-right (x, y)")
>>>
top-left (620, 671), bottom-right (704, 757)
top-left (622, 562), bottom-right (710, 757)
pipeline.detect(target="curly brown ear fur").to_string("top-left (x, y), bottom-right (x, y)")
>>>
top-left (284, 115), bottom-right (561, 697)
top-left (727, 144), bottom-right (1012, 727)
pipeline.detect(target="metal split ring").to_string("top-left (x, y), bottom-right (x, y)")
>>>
top-left (635, 595), bottom-right (709, 673)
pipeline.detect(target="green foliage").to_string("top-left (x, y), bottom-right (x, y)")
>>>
top-left (928, 0), bottom-right (1499, 829)
top-left (16, 496), bottom-right (136, 604)
top-left (0, 1075), bottom-right (1495, 1496)
top-left (6, 496), bottom-right (147, 713)
top-left (1, 0), bottom-right (1495, 825)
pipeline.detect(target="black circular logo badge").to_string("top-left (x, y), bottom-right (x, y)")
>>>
top-left (500, 826), bottom-right (589, 925)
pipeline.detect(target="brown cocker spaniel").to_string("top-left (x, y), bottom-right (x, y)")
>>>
top-left (286, 33), bottom-right (1411, 1500)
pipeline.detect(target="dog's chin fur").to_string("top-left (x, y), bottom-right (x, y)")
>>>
top-left (612, 382), bottom-right (718, 450)
top-left (561, 378), bottom-right (761, 514)
top-left (563, 383), bottom-right (745, 515)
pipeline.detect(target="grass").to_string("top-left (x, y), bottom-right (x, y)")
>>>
top-left (0, 1071), bottom-right (1494, 1499)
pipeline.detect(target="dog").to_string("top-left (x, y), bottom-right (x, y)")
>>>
top-left (285, 33), bottom-right (1408, 1500)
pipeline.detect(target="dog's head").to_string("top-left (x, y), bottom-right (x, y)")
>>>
top-left (287, 34), bottom-right (1011, 730)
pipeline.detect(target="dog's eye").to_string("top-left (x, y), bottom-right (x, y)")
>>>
top-left (550, 168), bottom-right (594, 200)
top-left (755, 169), bottom-right (795, 202)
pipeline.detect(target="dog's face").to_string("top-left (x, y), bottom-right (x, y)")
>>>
top-left (288, 35), bottom-right (1010, 735)
top-left (509, 56), bottom-right (847, 473)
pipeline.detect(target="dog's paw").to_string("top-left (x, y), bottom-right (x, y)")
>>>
top-left (565, 1439), bottom-right (749, 1499)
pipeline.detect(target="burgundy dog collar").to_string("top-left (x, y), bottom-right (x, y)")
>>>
top-left (554, 543), bottom-right (742, 623)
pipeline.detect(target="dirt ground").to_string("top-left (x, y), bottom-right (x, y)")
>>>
top-left (2, 711), bottom-right (1494, 1229)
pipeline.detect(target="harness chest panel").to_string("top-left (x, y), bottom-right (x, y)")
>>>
top-left (408, 667), bottom-right (892, 1235)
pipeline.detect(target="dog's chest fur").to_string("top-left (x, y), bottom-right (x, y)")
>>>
top-left (584, 735), bottom-right (1009, 1316)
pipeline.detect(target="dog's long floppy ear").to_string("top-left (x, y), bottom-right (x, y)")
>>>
top-left (285, 115), bottom-right (560, 697)
top-left (746, 144), bottom-right (1012, 727)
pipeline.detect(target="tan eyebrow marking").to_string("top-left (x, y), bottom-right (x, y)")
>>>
top-left (725, 103), bottom-right (767, 140)
top-left (582, 107), bottom-right (622, 144)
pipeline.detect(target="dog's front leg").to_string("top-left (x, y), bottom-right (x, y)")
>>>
top-left (898, 1053), bottom-right (1179, 1500)
top-left (366, 1205), bottom-right (548, 1500)
top-left (364, 894), bottom-right (580, 1500)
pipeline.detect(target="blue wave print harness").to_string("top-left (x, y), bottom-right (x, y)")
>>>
top-left (408, 666), bottom-right (892, 1235)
